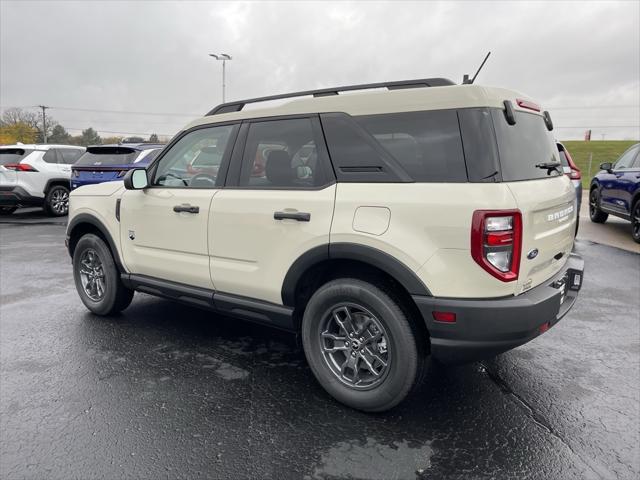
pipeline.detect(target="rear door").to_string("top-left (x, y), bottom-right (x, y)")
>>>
top-left (119, 124), bottom-right (238, 289)
top-left (490, 109), bottom-right (577, 295)
top-left (209, 116), bottom-right (336, 305)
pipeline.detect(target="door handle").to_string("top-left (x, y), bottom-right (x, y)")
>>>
top-left (274, 211), bottom-right (310, 222)
top-left (173, 204), bottom-right (199, 214)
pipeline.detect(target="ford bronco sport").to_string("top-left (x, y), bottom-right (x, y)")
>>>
top-left (66, 78), bottom-right (584, 412)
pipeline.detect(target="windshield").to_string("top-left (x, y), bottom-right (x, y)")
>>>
top-left (0, 148), bottom-right (32, 165)
top-left (491, 110), bottom-right (561, 181)
top-left (75, 147), bottom-right (140, 166)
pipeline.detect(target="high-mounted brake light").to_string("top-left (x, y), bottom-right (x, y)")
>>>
top-left (516, 98), bottom-right (541, 112)
top-left (3, 163), bottom-right (38, 172)
top-left (471, 210), bottom-right (522, 282)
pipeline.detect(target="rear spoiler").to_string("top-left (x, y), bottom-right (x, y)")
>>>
top-left (86, 146), bottom-right (136, 155)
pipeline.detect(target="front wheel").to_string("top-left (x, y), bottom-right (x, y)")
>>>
top-left (589, 189), bottom-right (608, 223)
top-left (301, 278), bottom-right (424, 412)
top-left (632, 201), bottom-right (640, 244)
top-left (73, 234), bottom-right (134, 315)
top-left (44, 185), bottom-right (69, 216)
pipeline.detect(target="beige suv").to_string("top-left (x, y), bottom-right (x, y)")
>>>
top-left (66, 78), bottom-right (584, 412)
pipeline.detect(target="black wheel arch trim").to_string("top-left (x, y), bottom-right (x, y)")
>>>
top-left (66, 213), bottom-right (126, 273)
top-left (281, 242), bottom-right (431, 306)
top-left (44, 178), bottom-right (71, 194)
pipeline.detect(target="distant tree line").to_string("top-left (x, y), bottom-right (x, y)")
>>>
top-left (0, 107), bottom-right (165, 146)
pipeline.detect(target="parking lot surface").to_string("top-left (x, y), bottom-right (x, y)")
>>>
top-left (1, 212), bottom-right (639, 479)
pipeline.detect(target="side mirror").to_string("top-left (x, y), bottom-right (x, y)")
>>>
top-left (123, 169), bottom-right (149, 190)
top-left (599, 162), bottom-right (613, 173)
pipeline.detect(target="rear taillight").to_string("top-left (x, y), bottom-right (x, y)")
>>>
top-left (563, 148), bottom-right (581, 180)
top-left (568, 168), bottom-right (581, 180)
top-left (471, 210), bottom-right (522, 282)
top-left (4, 163), bottom-right (38, 172)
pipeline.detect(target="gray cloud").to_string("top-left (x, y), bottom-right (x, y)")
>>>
top-left (1, 0), bottom-right (638, 140)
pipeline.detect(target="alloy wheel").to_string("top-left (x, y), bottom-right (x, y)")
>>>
top-left (589, 190), bottom-right (598, 217)
top-left (50, 188), bottom-right (69, 215)
top-left (78, 248), bottom-right (106, 301)
top-left (633, 203), bottom-right (640, 241)
top-left (319, 303), bottom-right (391, 389)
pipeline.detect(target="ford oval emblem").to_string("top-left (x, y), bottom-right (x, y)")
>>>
top-left (527, 249), bottom-right (539, 260)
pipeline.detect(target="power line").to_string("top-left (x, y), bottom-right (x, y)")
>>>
top-left (555, 125), bottom-right (640, 129)
top-left (50, 106), bottom-right (201, 117)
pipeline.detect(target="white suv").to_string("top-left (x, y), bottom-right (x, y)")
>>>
top-left (0, 144), bottom-right (85, 216)
top-left (66, 79), bottom-right (584, 412)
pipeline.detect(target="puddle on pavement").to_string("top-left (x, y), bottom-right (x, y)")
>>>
top-left (309, 437), bottom-right (433, 480)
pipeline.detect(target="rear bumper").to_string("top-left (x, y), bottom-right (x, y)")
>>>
top-left (413, 253), bottom-right (584, 364)
top-left (0, 186), bottom-right (43, 207)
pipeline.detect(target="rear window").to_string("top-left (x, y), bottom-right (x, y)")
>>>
top-left (491, 110), bottom-right (560, 181)
top-left (355, 110), bottom-right (467, 182)
top-left (0, 148), bottom-right (32, 165)
top-left (75, 147), bottom-right (140, 166)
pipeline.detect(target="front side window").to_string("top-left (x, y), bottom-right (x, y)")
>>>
top-left (153, 124), bottom-right (237, 188)
top-left (238, 118), bottom-right (328, 188)
top-left (614, 145), bottom-right (639, 170)
top-left (355, 110), bottom-right (467, 182)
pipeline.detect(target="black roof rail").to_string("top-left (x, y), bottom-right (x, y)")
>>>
top-left (205, 77), bottom-right (456, 116)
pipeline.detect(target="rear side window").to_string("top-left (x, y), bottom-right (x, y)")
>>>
top-left (0, 149), bottom-right (32, 165)
top-left (238, 118), bottom-right (330, 188)
top-left (491, 110), bottom-right (560, 181)
top-left (355, 110), bottom-right (467, 182)
top-left (59, 149), bottom-right (84, 164)
top-left (43, 149), bottom-right (58, 163)
top-left (75, 147), bottom-right (140, 166)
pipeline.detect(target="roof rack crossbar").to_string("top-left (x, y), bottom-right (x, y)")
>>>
top-left (205, 77), bottom-right (455, 116)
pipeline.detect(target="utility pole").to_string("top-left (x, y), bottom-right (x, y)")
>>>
top-left (38, 105), bottom-right (49, 143)
top-left (209, 53), bottom-right (232, 103)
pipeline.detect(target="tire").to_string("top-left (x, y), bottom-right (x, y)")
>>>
top-left (632, 200), bottom-right (640, 244)
top-left (0, 206), bottom-right (17, 215)
top-left (301, 278), bottom-right (423, 412)
top-left (589, 189), bottom-right (608, 223)
top-left (44, 185), bottom-right (69, 216)
top-left (72, 234), bottom-right (134, 315)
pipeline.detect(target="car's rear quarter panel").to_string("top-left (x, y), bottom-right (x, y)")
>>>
top-left (330, 183), bottom-right (521, 298)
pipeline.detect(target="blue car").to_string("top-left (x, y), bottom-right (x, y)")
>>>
top-left (71, 143), bottom-right (163, 190)
top-left (589, 143), bottom-right (640, 243)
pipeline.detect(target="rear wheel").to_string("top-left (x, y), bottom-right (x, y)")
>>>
top-left (0, 206), bottom-right (17, 215)
top-left (632, 201), bottom-right (640, 244)
top-left (44, 185), bottom-right (69, 216)
top-left (589, 189), bottom-right (608, 223)
top-left (73, 234), bottom-right (134, 315)
top-left (301, 278), bottom-right (423, 412)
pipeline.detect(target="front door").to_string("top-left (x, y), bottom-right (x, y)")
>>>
top-left (119, 123), bottom-right (239, 289)
top-left (210, 117), bottom-right (336, 305)
top-left (601, 144), bottom-right (639, 214)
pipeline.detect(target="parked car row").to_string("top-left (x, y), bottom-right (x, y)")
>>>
top-left (0, 143), bottom-right (163, 216)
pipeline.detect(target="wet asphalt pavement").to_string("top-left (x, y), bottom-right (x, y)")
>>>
top-left (0, 212), bottom-right (639, 479)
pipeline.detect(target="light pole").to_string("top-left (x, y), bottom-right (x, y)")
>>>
top-left (209, 53), bottom-right (232, 103)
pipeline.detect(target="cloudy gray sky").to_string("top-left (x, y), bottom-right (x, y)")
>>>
top-left (1, 0), bottom-right (639, 140)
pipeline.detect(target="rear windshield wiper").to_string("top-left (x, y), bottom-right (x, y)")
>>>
top-left (535, 162), bottom-right (562, 175)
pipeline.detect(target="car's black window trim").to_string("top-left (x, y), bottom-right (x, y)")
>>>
top-left (145, 121), bottom-right (241, 190)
